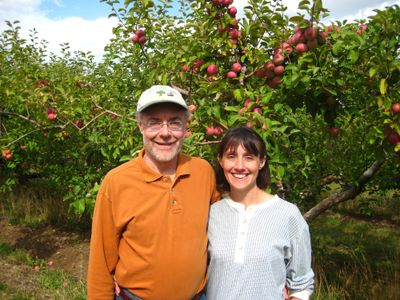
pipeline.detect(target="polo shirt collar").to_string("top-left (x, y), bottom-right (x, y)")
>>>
top-left (138, 149), bottom-right (191, 183)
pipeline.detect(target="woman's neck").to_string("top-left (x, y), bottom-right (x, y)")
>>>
top-left (229, 187), bottom-right (272, 207)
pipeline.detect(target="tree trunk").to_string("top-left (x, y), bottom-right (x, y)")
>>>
top-left (304, 159), bottom-right (385, 222)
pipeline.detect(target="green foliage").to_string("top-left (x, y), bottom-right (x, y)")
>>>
top-left (1, 1), bottom-right (400, 219)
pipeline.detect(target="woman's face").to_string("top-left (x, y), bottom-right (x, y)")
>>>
top-left (218, 144), bottom-right (265, 193)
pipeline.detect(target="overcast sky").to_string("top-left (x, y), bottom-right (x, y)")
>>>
top-left (1, 0), bottom-right (399, 61)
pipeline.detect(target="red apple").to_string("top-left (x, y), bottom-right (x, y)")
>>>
top-left (265, 70), bottom-right (275, 79)
top-left (274, 48), bottom-right (283, 56)
top-left (328, 127), bottom-right (340, 136)
top-left (231, 62), bottom-right (242, 73)
top-left (229, 29), bottom-right (241, 39)
top-left (274, 65), bottom-right (284, 75)
top-left (265, 61), bottom-right (275, 71)
top-left (214, 126), bottom-right (224, 135)
top-left (293, 31), bottom-right (305, 44)
top-left (383, 124), bottom-right (393, 136)
top-left (304, 27), bottom-right (317, 40)
top-left (256, 68), bottom-right (265, 78)
top-left (223, 0), bottom-right (232, 6)
top-left (253, 107), bottom-right (262, 114)
top-left (244, 98), bottom-right (253, 108)
top-left (74, 120), bottom-right (84, 128)
top-left (272, 54), bottom-right (284, 65)
top-left (2, 149), bottom-right (12, 159)
top-left (227, 71), bottom-right (237, 79)
top-left (391, 102), bottom-right (400, 114)
top-left (131, 34), bottom-right (139, 43)
top-left (136, 29), bottom-right (145, 37)
top-left (193, 59), bottom-right (204, 73)
top-left (387, 133), bottom-right (400, 145)
top-left (296, 43), bottom-right (308, 53)
top-left (271, 76), bottom-right (283, 85)
top-left (228, 6), bottom-right (237, 17)
top-left (306, 39), bottom-right (318, 49)
top-left (319, 31), bottom-right (328, 40)
top-left (206, 126), bottom-right (215, 135)
top-left (181, 65), bottom-right (189, 72)
top-left (48, 113), bottom-right (56, 121)
top-left (207, 64), bottom-right (218, 75)
top-left (138, 36), bottom-right (147, 44)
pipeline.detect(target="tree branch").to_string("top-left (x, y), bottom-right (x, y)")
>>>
top-left (303, 159), bottom-right (385, 222)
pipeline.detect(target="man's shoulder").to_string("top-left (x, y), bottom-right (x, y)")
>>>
top-left (183, 154), bottom-right (214, 170)
top-left (105, 157), bottom-right (141, 179)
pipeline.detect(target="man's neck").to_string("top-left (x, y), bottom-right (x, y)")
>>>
top-left (143, 153), bottom-right (178, 179)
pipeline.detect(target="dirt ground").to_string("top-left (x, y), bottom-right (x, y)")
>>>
top-left (0, 218), bottom-right (90, 285)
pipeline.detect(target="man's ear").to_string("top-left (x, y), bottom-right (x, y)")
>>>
top-left (137, 118), bottom-right (144, 134)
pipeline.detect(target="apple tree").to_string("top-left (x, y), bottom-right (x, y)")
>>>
top-left (1, 0), bottom-right (399, 220)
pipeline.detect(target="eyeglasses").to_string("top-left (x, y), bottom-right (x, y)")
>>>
top-left (144, 119), bottom-right (185, 132)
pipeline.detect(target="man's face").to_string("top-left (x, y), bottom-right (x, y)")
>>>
top-left (138, 104), bottom-right (188, 164)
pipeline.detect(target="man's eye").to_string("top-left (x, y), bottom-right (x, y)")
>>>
top-left (169, 120), bottom-right (182, 126)
top-left (148, 121), bottom-right (161, 126)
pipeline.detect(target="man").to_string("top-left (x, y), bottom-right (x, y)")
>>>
top-left (87, 85), bottom-right (219, 299)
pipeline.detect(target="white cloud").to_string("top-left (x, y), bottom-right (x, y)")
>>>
top-left (0, 0), bottom-right (117, 61)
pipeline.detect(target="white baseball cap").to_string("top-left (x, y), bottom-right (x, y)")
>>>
top-left (136, 85), bottom-right (188, 112)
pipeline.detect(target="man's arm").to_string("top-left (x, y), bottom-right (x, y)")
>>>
top-left (87, 179), bottom-right (119, 299)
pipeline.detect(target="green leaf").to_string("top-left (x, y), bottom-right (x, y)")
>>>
top-left (289, 16), bottom-right (304, 23)
top-left (233, 89), bottom-right (244, 102)
top-left (379, 78), bottom-right (388, 95)
top-left (369, 67), bottom-right (377, 78)
top-left (347, 49), bottom-right (359, 64)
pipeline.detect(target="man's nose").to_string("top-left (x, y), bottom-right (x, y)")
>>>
top-left (159, 122), bottom-right (171, 136)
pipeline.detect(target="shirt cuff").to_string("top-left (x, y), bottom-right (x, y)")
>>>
top-left (288, 290), bottom-right (311, 300)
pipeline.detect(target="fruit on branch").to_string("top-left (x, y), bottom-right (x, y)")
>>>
top-left (207, 64), bottom-right (218, 75)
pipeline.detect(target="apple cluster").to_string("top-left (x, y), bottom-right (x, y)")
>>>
top-left (205, 125), bottom-right (224, 136)
top-left (2, 149), bottom-right (12, 160)
top-left (257, 22), bottom-right (330, 89)
top-left (356, 24), bottom-right (368, 35)
top-left (208, 0), bottom-right (241, 45)
top-left (384, 125), bottom-right (400, 146)
top-left (240, 98), bottom-right (262, 115)
top-left (384, 102), bottom-right (400, 146)
top-left (46, 108), bottom-right (57, 121)
top-left (131, 29), bottom-right (147, 45)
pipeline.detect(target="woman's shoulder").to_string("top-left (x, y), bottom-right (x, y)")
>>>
top-left (272, 195), bottom-right (304, 216)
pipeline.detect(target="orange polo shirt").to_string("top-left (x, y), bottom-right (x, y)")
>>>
top-left (87, 149), bottom-right (218, 300)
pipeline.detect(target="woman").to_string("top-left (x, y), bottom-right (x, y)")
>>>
top-left (207, 127), bottom-right (314, 300)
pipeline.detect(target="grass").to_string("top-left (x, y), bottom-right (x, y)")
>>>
top-left (0, 179), bottom-right (77, 229)
top-left (1, 183), bottom-right (399, 299)
top-left (310, 212), bottom-right (400, 299)
top-left (0, 242), bottom-right (86, 299)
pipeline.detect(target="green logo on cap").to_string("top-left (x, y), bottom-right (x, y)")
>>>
top-left (156, 90), bottom-right (166, 96)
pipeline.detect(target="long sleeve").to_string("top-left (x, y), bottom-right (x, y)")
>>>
top-left (87, 178), bottom-right (119, 299)
top-left (285, 215), bottom-right (314, 298)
